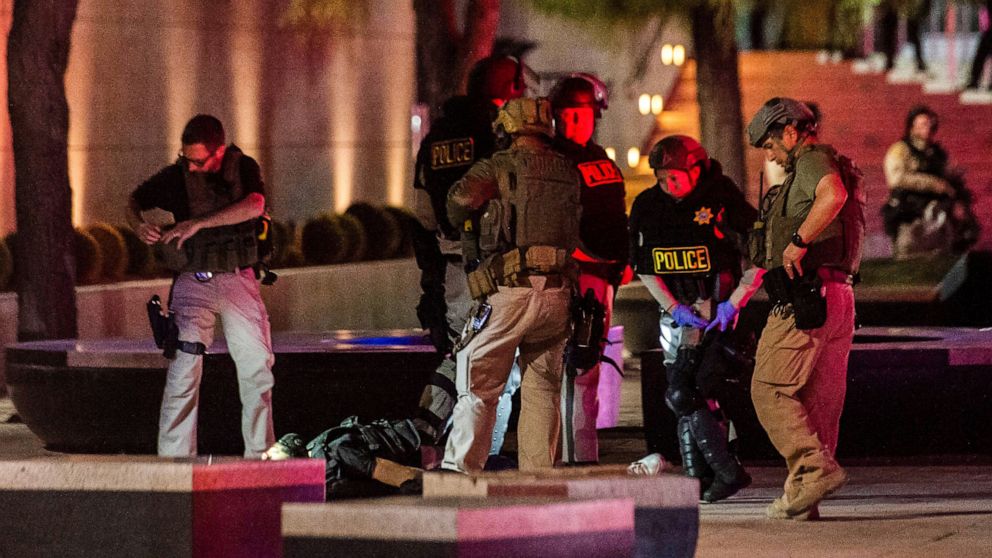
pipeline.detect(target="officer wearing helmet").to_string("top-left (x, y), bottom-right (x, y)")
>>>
top-left (746, 97), bottom-right (865, 520)
top-left (628, 134), bottom-right (759, 502)
top-left (411, 55), bottom-right (526, 451)
top-left (442, 97), bottom-right (582, 473)
top-left (549, 73), bottom-right (629, 465)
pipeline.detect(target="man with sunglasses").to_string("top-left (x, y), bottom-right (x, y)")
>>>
top-left (746, 97), bottom-right (865, 520)
top-left (127, 114), bottom-right (275, 458)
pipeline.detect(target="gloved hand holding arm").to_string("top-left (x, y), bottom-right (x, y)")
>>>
top-left (706, 266), bottom-right (766, 332)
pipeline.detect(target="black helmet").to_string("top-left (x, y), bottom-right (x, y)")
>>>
top-left (467, 56), bottom-right (527, 102)
top-left (746, 97), bottom-right (816, 147)
top-left (550, 73), bottom-right (609, 117)
top-left (648, 135), bottom-right (708, 171)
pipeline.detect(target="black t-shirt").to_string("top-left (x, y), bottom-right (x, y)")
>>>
top-left (132, 148), bottom-right (264, 222)
top-left (553, 137), bottom-right (629, 263)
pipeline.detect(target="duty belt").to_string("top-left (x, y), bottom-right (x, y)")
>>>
top-left (466, 246), bottom-right (569, 299)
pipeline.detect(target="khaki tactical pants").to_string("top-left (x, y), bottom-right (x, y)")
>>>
top-left (751, 281), bottom-right (855, 495)
top-left (158, 268), bottom-right (276, 458)
top-left (443, 278), bottom-right (572, 473)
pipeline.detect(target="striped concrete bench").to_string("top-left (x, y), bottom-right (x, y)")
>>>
top-left (282, 495), bottom-right (636, 557)
top-left (423, 466), bottom-right (699, 558)
top-left (0, 457), bottom-right (324, 557)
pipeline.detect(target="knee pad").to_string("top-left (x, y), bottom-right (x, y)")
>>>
top-left (665, 385), bottom-right (705, 416)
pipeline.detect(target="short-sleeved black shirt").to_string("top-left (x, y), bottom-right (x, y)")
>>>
top-left (132, 148), bottom-right (264, 222)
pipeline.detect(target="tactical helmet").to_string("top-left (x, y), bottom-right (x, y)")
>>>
top-left (746, 97), bottom-right (816, 147)
top-left (493, 97), bottom-right (554, 137)
top-left (550, 73), bottom-right (609, 117)
top-left (467, 56), bottom-right (526, 102)
top-left (648, 135), bottom-right (708, 171)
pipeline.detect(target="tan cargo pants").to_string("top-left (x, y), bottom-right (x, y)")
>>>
top-left (751, 281), bottom-right (855, 494)
top-left (442, 277), bottom-right (572, 473)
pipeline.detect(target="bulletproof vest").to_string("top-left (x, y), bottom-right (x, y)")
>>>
top-left (635, 178), bottom-right (744, 282)
top-left (477, 144), bottom-right (581, 259)
top-left (415, 97), bottom-right (497, 239)
top-left (760, 145), bottom-right (865, 275)
top-left (158, 146), bottom-right (261, 272)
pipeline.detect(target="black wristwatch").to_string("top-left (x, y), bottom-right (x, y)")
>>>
top-left (791, 232), bottom-right (809, 248)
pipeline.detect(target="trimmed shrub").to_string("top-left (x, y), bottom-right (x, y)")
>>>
top-left (336, 213), bottom-right (367, 262)
top-left (0, 235), bottom-right (12, 291)
top-left (382, 205), bottom-right (417, 258)
top-left (301, 214), bottom-right (346, 265)
top-left (345, 202), bottom-right (400, 261)
top-left (115, 225), bottom-right (157, 277)
top-left (86, 222), bottom-right (128, 281)
top-left (74, 228), bottom-right (104, 285)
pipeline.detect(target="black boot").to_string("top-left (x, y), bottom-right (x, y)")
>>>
top-left (687, 409), bottom-right (751, 503)
top-left (677, 415), bottom-right (713, 496)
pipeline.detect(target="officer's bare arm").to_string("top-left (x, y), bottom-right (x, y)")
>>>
top-left (160, 193), bottom-right (265, 248)
top-left (796, 173), bottom-right (847, 245)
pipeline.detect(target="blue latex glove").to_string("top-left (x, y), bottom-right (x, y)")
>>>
top-left (705, 301), bottom-right (740, 333)
top-left (669, 304), bottom-right (708, 329)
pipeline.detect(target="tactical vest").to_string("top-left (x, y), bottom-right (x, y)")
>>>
top-left (415, 97), bottom-right (497, 240)
top-left (636, 185), bottom-right (743, 281)
top-left (757, 144), bottom-right (865, 275)
top-left (158, 146), bottom-right (262, 273)
top-left (477, 146), bottom-right (581, 260)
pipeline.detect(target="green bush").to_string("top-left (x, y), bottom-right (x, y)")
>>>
top-left (87, 222), bottom-right (128, 281)
top-left (383, 205), bottom-right (417, 258)
top-left (337, 213), bottom-right (367, 262)
top-left (0, 235), bottom-right (12, 291)
top-left (346, 202), bottom-right (400, 261)
top-left (74, 228), bottom-right (104, 285)
top-left (301, 214), bottom-right (346, 265)
top-left (115, 225), bottom-right (157, 277)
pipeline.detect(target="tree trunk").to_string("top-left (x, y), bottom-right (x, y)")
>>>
top-left (691, 1), bottom-right (747, 189)
top-left (414, 0), bottom-right (500, 119)
top-left (7, 0), bottom-right (79, 341)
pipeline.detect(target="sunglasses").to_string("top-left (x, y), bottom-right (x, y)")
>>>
top-left (177, 146), bottom-right (219, 168)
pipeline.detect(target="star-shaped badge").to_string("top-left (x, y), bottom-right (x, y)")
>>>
top-left (693, 206), bottom-right (713, 225)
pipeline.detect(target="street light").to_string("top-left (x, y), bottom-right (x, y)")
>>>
top-left (673, 45), bottom-right (686, 66)
top-left (627, 147), bottom-right (640, 168)
top-left (638, 94), bottom-right (651, 115)
top-left (661, 44), bottom-right (673, 65)
top-left (651, 95), bottom-right (663, 115)
top-left (605, 147), bottom-right (616, 161)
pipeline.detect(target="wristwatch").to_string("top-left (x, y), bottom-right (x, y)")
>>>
top-left (791, 232), bottom-right (809, 248)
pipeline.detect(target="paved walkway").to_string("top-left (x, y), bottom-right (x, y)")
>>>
top-left (3, 396), bottom-right (990, 556)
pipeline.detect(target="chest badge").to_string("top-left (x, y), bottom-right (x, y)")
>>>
top-left (693, 206), bottom-right (713, 225)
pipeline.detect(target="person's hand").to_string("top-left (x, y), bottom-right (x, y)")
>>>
top-left (705, 301), bottom-right (739, 333)
top-left (670, 304), bottom-right (708, 329)
top-left (159, 219), bottom-right (203, 249)
top-left (782, 243), bottom-right (807, 279)
top-left (135, 222), bottom-right (162, 245)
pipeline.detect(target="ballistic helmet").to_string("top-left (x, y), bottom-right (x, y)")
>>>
top-left (746, 97), bottom-right (816, 147)
top-left (550, 73), bottom-right (609, 117)
top-left (467, 56), bottom-right (526, 102)
top-left (648, 135), bottom-right (708, 171)
top-left (493, 97), bottom-right (554, 137)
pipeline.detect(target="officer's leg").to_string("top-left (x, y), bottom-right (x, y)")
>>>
top-left (490, 354), bottom-right (520, 456)
top-left (442, 288), bottom-right (526, 473)
top-left (158, 274), bottom-right (217, 457)
top-left (561, 274), bottom-right (613, 464)
top-left (218, 269), bottom-right (276, 458)
top-left (415, 260), bottom-right (474, 444)
top-left (517, 286), bottom-right (571, 471)
top-left (751, 309), bottom-right (837, 498)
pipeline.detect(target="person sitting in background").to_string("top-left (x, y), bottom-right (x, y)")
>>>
top-left (881, 105), bottom-right (979, 260)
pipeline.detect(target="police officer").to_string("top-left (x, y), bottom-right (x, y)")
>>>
top-left (746, 97), bottom-right (865, 520)
top-left (629, 135), bottom-right (760, 502)
top-left (128, 114), bottom-right (275, 457)
top-left (442, 97), bottom-right (582, 473)
top-left (549, 73), bottom-right (629, 465)
top-left (412, 56), bottom-right (526, 450)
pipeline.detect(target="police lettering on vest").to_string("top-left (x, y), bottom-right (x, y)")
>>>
top-left (577, 160), bottom-right (622, 188)
top-left (652, 246), bottom-right (712, 274)
top-left (431, 138), bottom-right (475, 170)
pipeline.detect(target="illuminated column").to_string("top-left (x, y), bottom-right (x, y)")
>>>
top-left (228, 0), bottom-right (261, 152)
